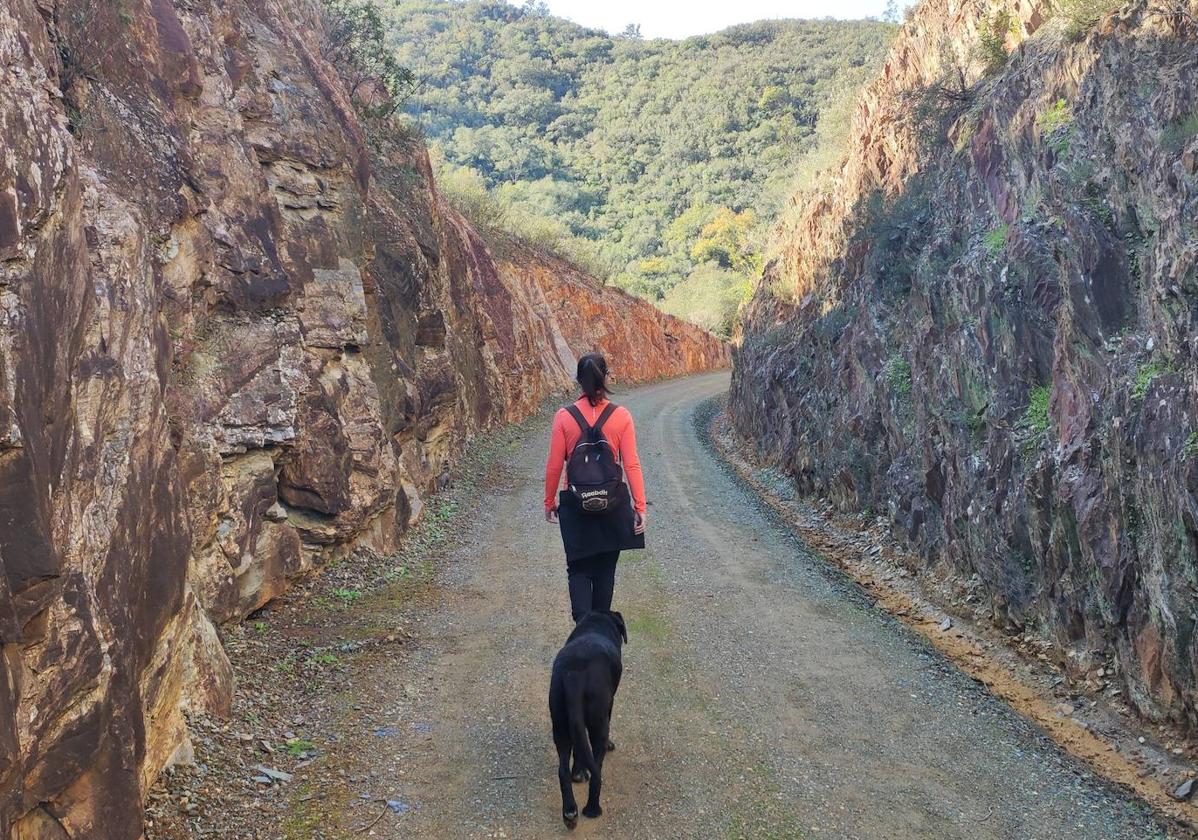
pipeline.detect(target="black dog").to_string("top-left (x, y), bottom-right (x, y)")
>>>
top-left (548, 610), bottom-right (627, 828)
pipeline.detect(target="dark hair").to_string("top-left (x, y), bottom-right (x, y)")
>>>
top-left (576, 353), bottom-right (611, 406)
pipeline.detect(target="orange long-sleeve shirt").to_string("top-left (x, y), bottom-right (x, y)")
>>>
top-left (544, 396), bottom-right (646, 514)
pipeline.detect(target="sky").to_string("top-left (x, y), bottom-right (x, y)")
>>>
top-left (531, 0), bottom-right (891, 39)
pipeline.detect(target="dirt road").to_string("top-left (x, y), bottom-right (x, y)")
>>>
top-left (189, 373), bottom-right (1173, 839)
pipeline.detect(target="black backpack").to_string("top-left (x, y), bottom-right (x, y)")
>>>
top-left (564, 403), bottom-right (624, 513)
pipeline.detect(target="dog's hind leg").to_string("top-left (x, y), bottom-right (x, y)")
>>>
top-left (565, 670), bottom-right (596, 786)
top-left (607, 663), bottom-right (621, 754)
top-left (556, 735), bottom-right (579, 829)
top-left (605, 698), bottom-right (616, 753)
top-left (582, 724), bottom-right (608, 819)
top-left (571, 750), bottom-right (590, 783)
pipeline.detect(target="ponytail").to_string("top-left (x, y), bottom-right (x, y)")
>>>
top-left (576, 353), bottom-right (611, 407)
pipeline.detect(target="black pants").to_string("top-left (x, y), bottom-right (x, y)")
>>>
top-left (567, 551), bottom-right (619, 622)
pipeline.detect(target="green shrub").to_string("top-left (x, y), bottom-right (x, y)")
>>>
top-left (1161, 113), bottom-right (1198, 152)
top-left (689, 209), bottom-right (762, 275)
top-left (1036, 98), bottom-right (1074, 154)
top-left (1056, 0), bottom-right (1123, 40)
top-left (1133, 357), bottom-right (1173, 400)
top-left (966, 407), bottom-right (987, 438)
top-left (984, 224), bottom-right (1009, 256)
top-left (437, 165), bottom-right (510, 231)
top-left (975, 10), bottom-right (1015, 75)
top-left (1183, 431), bottom-right (1198, 461)
top-left (1021, 384), bottom-right (1051, 435)
top-left (320, 0), bottom-right (416, 118)
top-left (437, 163), bottom-right (618, 280)
top-left (884, 356), bottom-right (913, 394)
top-left (1079, 181), bottom-right (1114, 225)
top-left (1037, 99), bottom-right (1073, 134)
top-left (659, 263), bottom-right (753, 337)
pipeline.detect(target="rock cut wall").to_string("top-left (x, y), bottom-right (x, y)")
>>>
top-left (734, 0), bottom-right (1198, 725)
top-left (0, 0), bottom-right (726, 835)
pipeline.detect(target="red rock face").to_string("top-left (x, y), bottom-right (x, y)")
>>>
top-left (497, 243), bottom-right (730, 386)
top-left (734, 0), bottom-right (1198, 727)
top-left (0, 0), bottom-right (725, 833)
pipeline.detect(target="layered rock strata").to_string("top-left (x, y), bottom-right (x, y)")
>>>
top-left (734, 0), bottom-right (1198, 726)
top-left (0, 0), bottom-right (725, 834)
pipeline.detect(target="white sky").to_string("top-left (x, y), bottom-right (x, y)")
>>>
top-left (531, 0), bottom-right (890, 38)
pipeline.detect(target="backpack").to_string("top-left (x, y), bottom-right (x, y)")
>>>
top-left (564, 403), bottom-right (624, 513)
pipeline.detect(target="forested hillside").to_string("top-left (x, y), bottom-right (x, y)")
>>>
top-left (385, 1), bottom-right (894, 333)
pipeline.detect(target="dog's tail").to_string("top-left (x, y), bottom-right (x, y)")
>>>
top-left (564, 670), bottom-right (596, 776)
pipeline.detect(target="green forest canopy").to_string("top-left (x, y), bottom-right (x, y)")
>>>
top-left (384, 0), bottom-right (894, 334)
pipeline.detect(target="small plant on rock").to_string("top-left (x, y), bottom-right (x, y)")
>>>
top-left (902, 39), bottom-right (973, 157)
top-left (1183, 431), bottom-right (1198, 461)
top-left (1133, 357), bottom-right (1173, 400)
top-left (1036, 98), bottom-right (1074, 154)
top-left (285, 738), bottom-right (316, 757)
top-left (984, 224), bottom-right (1009, 256)
top-left (383, 564), bottom-right (412, 584)
top-left (884, 356), bottom-right (913, 395)
top-left (1020, 384), bottom-right (1051, 436)
top-left (975, 9), bottom-right (1015, 75)
top-left (1161, 113), bottom-right (1198, 153)
top-left (55, 0), bottom-right (135, 134)
top-left (1057, 0), bottom-right (1124, 41)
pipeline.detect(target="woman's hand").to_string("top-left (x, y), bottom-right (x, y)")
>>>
top-left (633, 511), bottom-right (646, 534)
top-left (545, 508), bottom-right (559, 524)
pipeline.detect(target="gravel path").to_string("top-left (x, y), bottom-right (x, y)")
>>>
top-left (270, 373), bottom-right (1172, 839)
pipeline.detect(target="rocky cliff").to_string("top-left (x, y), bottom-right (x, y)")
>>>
top-left (734, 0), bottom-right (1198, 726)
top-left (0, 0), bottom-right (725, 835)
top-left (498, 242), bottom-right (731, 384)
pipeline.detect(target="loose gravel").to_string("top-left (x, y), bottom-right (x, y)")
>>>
top-left (147, 373), bottom-right (1179, 839)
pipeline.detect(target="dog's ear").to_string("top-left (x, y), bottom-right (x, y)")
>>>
top-left (609, 610), bottom-right (627, 643)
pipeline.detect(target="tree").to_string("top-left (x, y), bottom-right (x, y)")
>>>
top-left (619, 23), bottom-right (643, 39)
top-left (321, 0), bottom-right (417, 117)
top-left (383, 2), bottom-right (895, 317)
top-left (690, 208), bottom-right (760, 274)
top-left (974, 9), bottom-right (1014, 75)
top-left (757, 85), bottom-right (791, 115)
top-left (660, 262), bottom-right (752, 337)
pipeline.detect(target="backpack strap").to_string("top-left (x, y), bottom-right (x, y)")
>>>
top-left (564, 403), bottom-right (618, 438)
top-left (592, 403), bottom-right (618, 435)
top-left (564, 404), bottom-right (591, 435)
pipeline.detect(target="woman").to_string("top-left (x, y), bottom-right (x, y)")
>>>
top-left (545, 353), bottom-right (647, 621)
